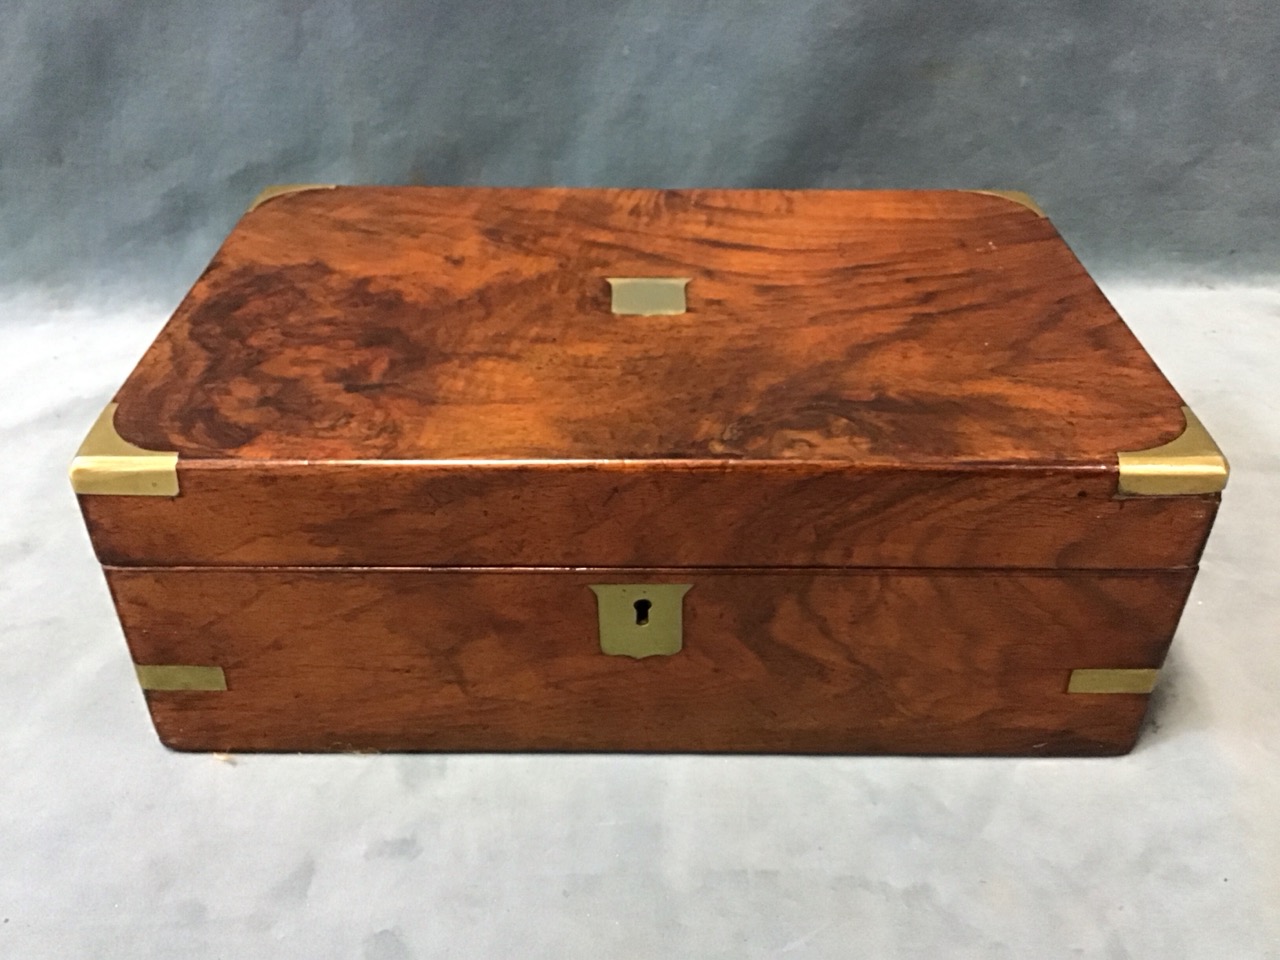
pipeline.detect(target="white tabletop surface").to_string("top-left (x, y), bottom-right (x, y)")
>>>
top-left (1, 283), bottom-right (1276, 958)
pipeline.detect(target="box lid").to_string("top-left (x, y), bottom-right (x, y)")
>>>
top-left (74, 187), bottom-right (1224, 569)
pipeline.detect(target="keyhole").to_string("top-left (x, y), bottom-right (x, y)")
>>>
top-left (633, 598), bottom-right (652, 626)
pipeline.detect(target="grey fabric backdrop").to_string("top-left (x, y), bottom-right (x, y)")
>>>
top-left (2, 0), bottom-right (1277, 303)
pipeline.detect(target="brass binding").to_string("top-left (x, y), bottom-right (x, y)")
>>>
top-left (69, 403), bottom-right (179, 497)
top-left (968, 190), bottom-right (1047, 217)
top-left (1067, 669), bottom-right (1160, 695)
top-left (135, 665), bottom-right (227, 692)
top-left (247, 183), bottom-right (337, 212)
top-left (1117, 406), bottom-right (1229, 496)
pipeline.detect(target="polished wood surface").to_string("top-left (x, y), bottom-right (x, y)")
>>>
top-left (82, 188), bottom-right (1219, 755)
top-left (113, 187), bottom-right (1185, 464)
top-left (83, 187), bottom-right (1214, 570)
top-left (81, 461), bottom-right (1218, 569)
top-left (107, 566), bottom-right (1194, 755)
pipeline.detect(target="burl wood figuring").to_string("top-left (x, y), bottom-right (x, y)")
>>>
top-left (72, 187), bottom-right (1227, 755)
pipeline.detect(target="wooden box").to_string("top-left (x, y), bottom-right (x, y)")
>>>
top-left (71, 186), bottom-right (1228, 755)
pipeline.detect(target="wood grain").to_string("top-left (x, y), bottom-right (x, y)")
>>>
top-left (79, 187), bottom-right (1217, 571)
top-left (80, 461), bottom-right (1218, 569)
top-left (112, 187), bottom-right (1186, 464)
top-left (80, 188), bottom-right (1220, 755)
top-left (106, 566), bottom-right (1195, 755)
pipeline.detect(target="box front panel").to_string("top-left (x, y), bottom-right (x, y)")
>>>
top-left (105, 567), bottom-right (1195, 756)
top-left (79, 463), bottom-right (1220, 570)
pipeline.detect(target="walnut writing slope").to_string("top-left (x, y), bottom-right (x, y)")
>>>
top-left (71, 187), bottom-right (1226, 755)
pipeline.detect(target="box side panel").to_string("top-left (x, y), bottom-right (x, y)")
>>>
top-left (80, 462), bottom-right (1219, 569)
top-left (105, 566), bottom-right (1197, 756)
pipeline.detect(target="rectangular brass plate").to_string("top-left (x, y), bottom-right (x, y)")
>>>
top-left (606, 277), bottom-right (691, 315)
top-left (1067, 668), bottom-right (1159, 694)
top-left (135, 665), bottom-right (227, 691)
top-left (589, 584), bottom-right (692, 658)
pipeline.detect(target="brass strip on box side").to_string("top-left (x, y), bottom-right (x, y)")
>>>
top-left (1117, 405), bottom-right (1229, 496)
top-left (969, 190), bottom-right (1047, 217)
top-left (247, 183), bottom-right (337, 212)
top-left (135, 665), bottom-right (227, 692)
top-left (606, 277), bottom-right (691, 316)
top-left (1067, 668), bottom-right (1159, 695)
top-left (69, 403), bottom-right (179, 497)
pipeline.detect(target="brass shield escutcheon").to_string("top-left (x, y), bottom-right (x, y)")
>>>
top-left (589, 584), bottom-right (692, 658)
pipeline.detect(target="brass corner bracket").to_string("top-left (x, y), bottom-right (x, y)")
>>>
top-left (1117, 405), bottom-right (1229, 496)
top-left (69, 403), bottom-right (179, 496)
top-left (969, 190), bottom-right (1047, 217)
top-left (247, 183), bottom-right (337, 212)
top-left (1067, 669), bottom-right (1159, 695)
